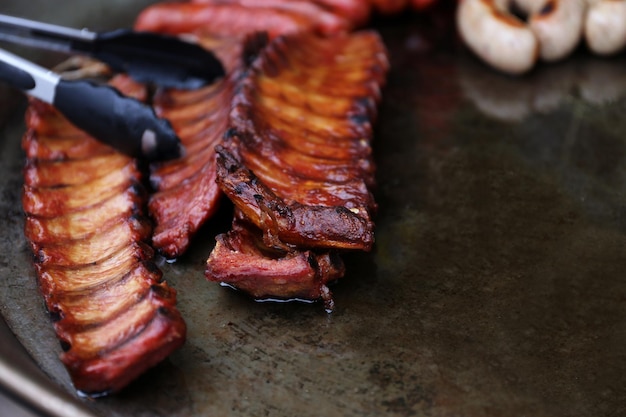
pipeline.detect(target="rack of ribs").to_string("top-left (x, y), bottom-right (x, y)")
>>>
top-left (21, 74), bottom-right (186, 395)
top-left (147, 36), bottom-right (243, 259)
top-left (205, 30), bottom-right (388, 309)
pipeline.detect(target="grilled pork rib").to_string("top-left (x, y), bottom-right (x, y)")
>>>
top-left (206, 31), bottom-right (388, 305)
top-left (148, 36), bottom-right (243, 258)
top-left (218, 31), bottom-right (387, 250)
top-left (206, 213), bottom-right (346, 306)
top-left (22, 75), bottom-right (186, 395)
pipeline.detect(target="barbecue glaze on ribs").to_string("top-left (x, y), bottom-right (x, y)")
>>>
top-left (16, 0), bottom-right (401, 398)
top-left (205, 30), bottom-right (388, 306)
top-left (148, 36), bottom-right (243, 258)
top-left (22, 75), bottom-right (186, 395)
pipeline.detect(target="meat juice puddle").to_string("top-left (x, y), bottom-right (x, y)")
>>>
top-left (219, 282), bottom-right (319, 307)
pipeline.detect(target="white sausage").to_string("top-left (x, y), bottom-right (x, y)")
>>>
top-left (456, 0), bottom-right (589, 74)
top-left (457, 0), bottom-right (539, 74)
top-left (585, 0), bottom-right (626, 55)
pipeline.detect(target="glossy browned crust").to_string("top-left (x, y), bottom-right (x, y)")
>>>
top-left (21, 75), bottom-right (186, 396)
top-left (25, 187), bottom-right (146, 243)
top-left (217, 30), bottom-right (388, 251)
top-left (215, 146), bottom-right (376, 250)
top-left (206, 30), bottom-right (387, 305)
top-left (205, 214), bottom-right (344, 309)
top-left (147, 36), bottom-right (243, 259)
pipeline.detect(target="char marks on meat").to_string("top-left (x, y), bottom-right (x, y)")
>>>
top-left (206, 30), bottom-right (388, 306)
top-left (206, 213), bottom-right (346, 308)
top-left (218, 31), bottom-right (388, 250)
top-left (22, 75), bottom-right (186, 395)
top-left (148, 36), bottom-right (243, 259)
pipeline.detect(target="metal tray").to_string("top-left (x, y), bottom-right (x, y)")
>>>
top-left (0, 2), bottom-right (624, 416)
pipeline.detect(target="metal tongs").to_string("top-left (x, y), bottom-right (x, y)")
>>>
top-left (0, 14), bottom-right (225, 89)
top-left (0, 48), bottom-right (184, 161)
top-left (0, 15), bottom-right (226, 161)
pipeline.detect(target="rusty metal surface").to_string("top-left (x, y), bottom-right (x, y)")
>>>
top-left (1, 2), bottom-right (625, 416)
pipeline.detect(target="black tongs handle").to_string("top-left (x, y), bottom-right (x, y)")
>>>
top-left (0, 47), bottom-right (184, 161)
top-left (0, 14), bottom-right (225, 89)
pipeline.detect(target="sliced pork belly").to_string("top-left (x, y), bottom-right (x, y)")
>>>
top-left (22, 75), bottom-right (186, 395)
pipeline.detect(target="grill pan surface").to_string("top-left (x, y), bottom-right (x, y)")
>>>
top-left (0, 1), bottom-right (625, 416)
